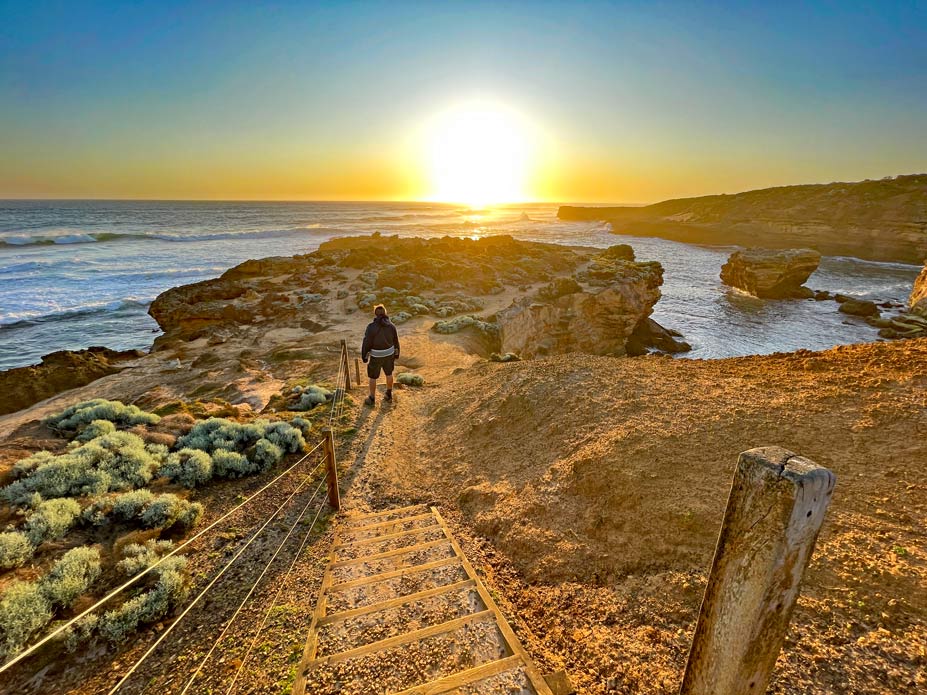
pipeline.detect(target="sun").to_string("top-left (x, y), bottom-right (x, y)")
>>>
top-left (423, 103), bottom-right (533, 207)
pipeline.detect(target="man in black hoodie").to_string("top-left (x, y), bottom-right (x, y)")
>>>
top-left (361, 304), bottom-right (401, 405)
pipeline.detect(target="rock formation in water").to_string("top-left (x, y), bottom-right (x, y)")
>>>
top-left (910, 262), bottom-right (927, 317)
top-left (0, 347), bottom-right (143, 415)
top-left (496, 247), bottom-right (670, 358)
top-left (558, 174), bottom-right (927, 263)
top-left (719, 248), bottom-right (821, 299)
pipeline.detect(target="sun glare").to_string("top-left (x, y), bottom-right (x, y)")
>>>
top-left (423, 103), bottom-right (533, 207)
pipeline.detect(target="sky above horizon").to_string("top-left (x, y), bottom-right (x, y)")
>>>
top-left (1, 1), bottom-right (925, 204)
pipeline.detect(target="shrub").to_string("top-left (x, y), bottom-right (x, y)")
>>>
top-left (1, 432), bottom-right (163, 507)
top-left (75, 419), bottom-right (116, 442)
top-left (260, 421), bottom-right (306, 453)
top-left (397, 373), bottom-right (425, 387)
top-left (0, 581), bottom-right (52, 659)
top-left (63, 614), bottom-right (98, 653)
top-left (249, 439), bottom-right (283, 471)
top-left (0, 532), bottom-right (33, 569)
top-left (116, 540), bottom-right (175, 577)
top-left (139, 494), bottom-right (202, 530)
top-left (176, 418), bottom-right (264, 454)
top-left (46, 399), bottom-right (160, 431)
top-left (432, 315), bottom-right (499, 337)
top-left (39, 546), bottom-right (101, 608)
top-left (23, 498), bottom-right (81, 545)
top-left (297, 386), bottom-right (332, 410)
top-left (161, 448), bottom-right (213, 488)
top-left (290, 417), bottom-right (312, 435)
top-left (97, 556), bottom-right (188, 644)
top-left (11, 451), bottom-right (55, 479)
top-left (111, 490), bottom-right (156, 520)
top-left (211, 449), bottom-right (256, 478)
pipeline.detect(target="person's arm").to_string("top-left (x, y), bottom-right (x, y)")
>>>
top-left (361, 325), bottom-right (371, 362)
top-left (392, 324), bottom-right (400, 358)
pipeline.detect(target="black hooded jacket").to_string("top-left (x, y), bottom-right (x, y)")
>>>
top-left (361, 316), bottom-right (400, 361)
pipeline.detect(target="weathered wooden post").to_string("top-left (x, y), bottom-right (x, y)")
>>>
top-left (321, 427), bottom-right (340, 511)
top-left (680, 447), bottom-right (835, 695)
top-left (340, 340), bottom-right (352, 391)
top-left (354, 357), bottom-right (361, 385)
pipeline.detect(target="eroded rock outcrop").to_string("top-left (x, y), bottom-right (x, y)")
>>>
top-left (0, 347), bottom-right (143, 415)
top-left (720, 248), bottom-right (820, 299)
top-left (910, 262), bottom-right (927, 317)
top-left (497, 250), bottom-right (665, 358)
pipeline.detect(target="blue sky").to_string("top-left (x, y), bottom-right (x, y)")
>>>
top-left (1, 1), bottom-right (925, 201)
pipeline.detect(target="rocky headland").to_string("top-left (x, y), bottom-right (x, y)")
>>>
top-left (559, 174), bottom-right (927, 263)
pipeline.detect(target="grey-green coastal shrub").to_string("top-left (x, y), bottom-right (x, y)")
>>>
top-left (432, 315), bottom-right (500, 337)
top-left (161, 448), bottom-right (213, 488)
top-left (396, 373), bottom-right (424, 387)
top-left (11, 451), bottom-right (55, 479)
top-left (39, 546), bottom-right (101, 608)
top-left (23, 498), bottom-right (82, 545)
top-left (211, 449), bottom-right (256, 478)
top-left (0, 547), bottom-right (101, 658)
top-left (81, 490), bottom-right (201, 531)
top-left (1, 431), bottom-right (163, 507)
top-left (75, 419), bottom-right (116, 442)
top-left (176, 418), bottom-right (264, 453)
top-left (116, 540), bottom-right (175, 577)
top-left (46, 399), bottom-right (160, 431)
top-left (260, 421), bottom-right (306, 453)
top-left (97, 556), bottom-right (189, 644)
top-left (297, 386), bottom-right (332, 410)
top-left (0, 532), bottom-right (33, 569)
top-left (0, 581), bottom-right (51, 659)
top-left (250, 439), bottom-right (283, 471)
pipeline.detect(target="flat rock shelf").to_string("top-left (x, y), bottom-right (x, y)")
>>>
top-left (294, 505), bottom-right (556, 695)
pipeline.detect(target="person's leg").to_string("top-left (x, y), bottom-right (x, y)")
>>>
top-left (384, 356), bottom-right (395, 401)
top-left (368, 377), bottom-right (377, 399)
top-left (366, 358), bottom-right (380, 404)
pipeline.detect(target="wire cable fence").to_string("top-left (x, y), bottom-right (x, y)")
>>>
top-left (1, 340), bottom-right (359, 694)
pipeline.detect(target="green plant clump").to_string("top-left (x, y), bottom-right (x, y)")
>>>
top-left (0, 547), bottom-right (101, 658)
top-left (75, 419), bottom-right (117, 442)
top-left (297, 386), bottom-right (333, 410)
top-left (1, 432), bottom-right (164, 507)
top-left (396, 373), bottom-right (425, 387)
top-left (82, 490), bottom-right (202, 531)
top-left (46, 399), bottom-right (160, 431)
top-left (23, 498), bottom-right (82, 545)
top-left (161, 448), bottom-right (214, 488)
top-left (0, 532), bottom-right (33, 570)
top-left (116, 540), bottom-right (176, 577)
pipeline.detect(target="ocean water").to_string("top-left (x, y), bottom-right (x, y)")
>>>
top-left (0, 200), bottom-right (920, 370)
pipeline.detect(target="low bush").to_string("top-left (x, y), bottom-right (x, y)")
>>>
top-left (298, 386), bottom-right (332, 410)
top-left (211, 449), bottom-right (256, 478)
top-left (397, 373), bottom-right (425, 387)
top-left (261, 421), bottom-right (306, 453)
top-left (1, 432), bottom-right (163, 507)
top-left (46, 399), bottom-right (160, 431)
top-left (116, 540), bottom-right (175, 577)
top-left (161, 448), bottom-right (213, 488)
top-left (81, 490), bottom-right (201, 531)
top-left (111, 489), bottom-right (156, 521)
top-left (0, 532), bottom-right (33, 569)
top-left (97, 556), bottom-right (189, 644)
top-left (176, 418), bottom-right (264, 454)
top-left (38, 546), bottom-right (101, 608)
top-left (75, 419), bottom-right (116, 442)
top-left (23, 498), bottom-right (82, 545)
top-left (249, 439), bottom-right (283, 471)
top-left (139, 494), bottom-right (203, 530)
top-left (0, 581), bottom-right (51, 659)
top-left (432, 315), bottom-right (500, 337)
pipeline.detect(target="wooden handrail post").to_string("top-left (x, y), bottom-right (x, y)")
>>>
top-left (354, 357), bottom-right (361, 385)
top-left (340, 339), bottom-right (352, 391)
top-left (321, 427), bottom-right (340, 511)
top-left (680, 447), bottom-right (835, 695)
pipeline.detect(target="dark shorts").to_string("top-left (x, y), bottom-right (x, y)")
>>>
top-left (367, 355), bottom-right (395, 379)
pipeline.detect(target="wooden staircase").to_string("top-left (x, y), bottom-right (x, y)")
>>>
top-left (294, 505), bottom-right (555, 695)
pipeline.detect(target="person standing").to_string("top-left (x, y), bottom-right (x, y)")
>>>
top-left (361, 304), bottom-right (400, 405)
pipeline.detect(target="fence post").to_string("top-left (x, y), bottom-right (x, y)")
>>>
top-left (680, 447), bottom-right (835, 695)
top-left (355, 357), bottom-right (361, 385)
top-left (340, 339), bottom-right (352, 391)
top-left (321, 427), bottom-right (340, 511)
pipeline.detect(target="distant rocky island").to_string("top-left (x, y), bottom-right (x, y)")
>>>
top-left (559, 174), bottom-right (927, 264)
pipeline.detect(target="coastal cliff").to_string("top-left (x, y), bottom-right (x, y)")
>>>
top-left (559, 174), bottom-right (927, 263)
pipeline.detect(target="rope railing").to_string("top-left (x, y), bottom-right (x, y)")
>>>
top-left (1, 338), bottom-right (360, 691)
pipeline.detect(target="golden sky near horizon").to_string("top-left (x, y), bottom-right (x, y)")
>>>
top-left (2, 3), bottom-right (926, 204)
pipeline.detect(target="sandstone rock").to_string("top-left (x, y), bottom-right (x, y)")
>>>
top-left (720, 248), bottom-right (821, 299)
top-left (839, 299), bottom-right (880, 317)
top-left (909, 262), bottom-right (927, 317)
top-left (497, 257), bottom-right (664, 358)
top-left (814, 290), bottom-right (832, 301)
top-left (0, 347), bottom-right (143, 416)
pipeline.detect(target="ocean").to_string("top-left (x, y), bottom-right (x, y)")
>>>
top-left (0, 200), bottom-right (920, 371)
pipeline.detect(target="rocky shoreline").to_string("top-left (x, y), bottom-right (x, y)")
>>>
top-left (559, 173), bottom-right (927, 264)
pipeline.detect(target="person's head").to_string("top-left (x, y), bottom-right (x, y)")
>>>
top-left (374, 304), bottom-right (387, 319)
